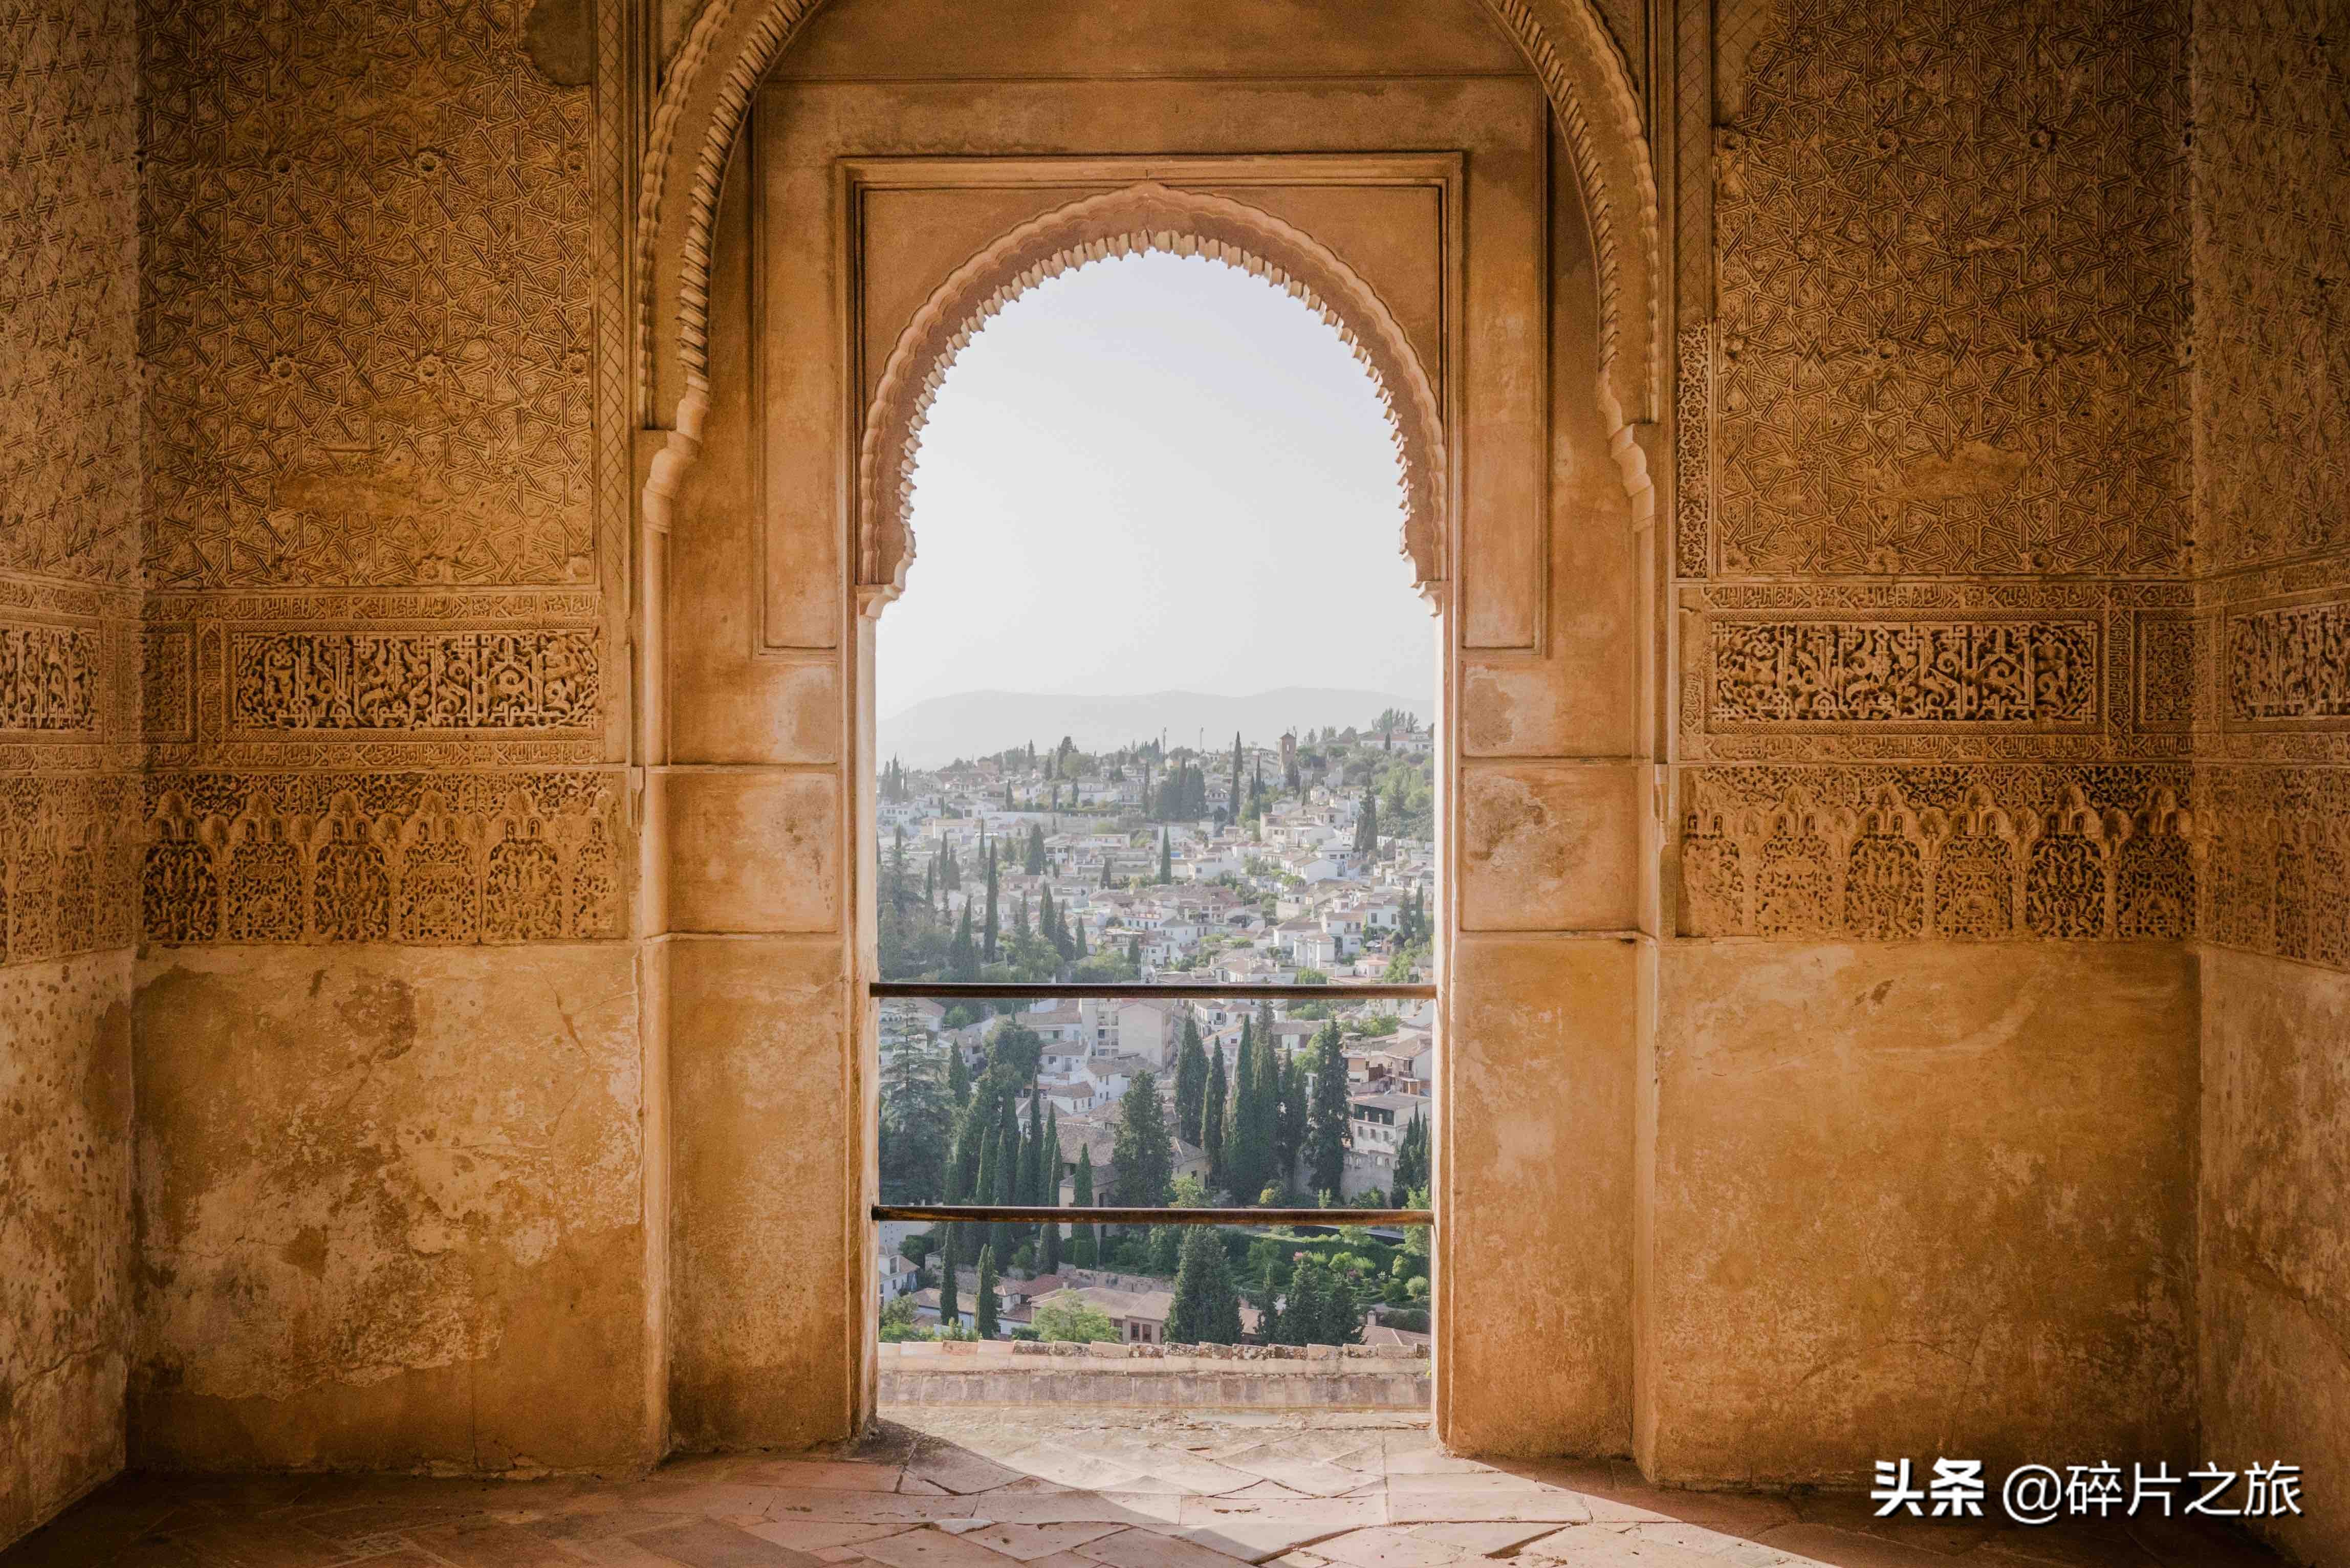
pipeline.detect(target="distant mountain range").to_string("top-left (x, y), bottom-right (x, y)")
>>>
top-left (878, 687), bottom-right (1431, 770)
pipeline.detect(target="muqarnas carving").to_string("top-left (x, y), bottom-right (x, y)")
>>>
top-left (0, 776), bottom-right (139, 964)
top-left (2227, 602), bottom-right (2350, 723)
top-left (0, 623), bottom-right (99, 732)
top-left (2199, 766), bottom-right (2350, 971)
top-left (1680, 767), bottom-right (2194, 941)
top-left (141, 772), bottom-right (624, 945)
top-left (1711, 619), bottom-right (2097, 726)
top-left (230, 630), bottom-right (600, 731)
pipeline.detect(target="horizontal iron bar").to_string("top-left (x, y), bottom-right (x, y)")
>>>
top-left (871, 982), bottom-right (1436, 1001)
top-left (875, 1204), bottom-right (1431, 1227)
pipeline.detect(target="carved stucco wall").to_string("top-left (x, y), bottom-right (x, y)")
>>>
top-left (2190, 5), bottom-right (2350, 1563)
top-left (1656, 0), bottom-right (2203, 1484)
top-left (0, 0), bottom-right (140, 1544)
top-left (125, 0), bottom-right (656, 1477)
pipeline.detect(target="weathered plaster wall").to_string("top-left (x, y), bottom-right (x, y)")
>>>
top-left (128, 0), bottom-right (646, 1475)
top-left (0, 954), bottom-right (135, 1547)
top-left (1658, 0), bottom-right (2202, 1479)
top-left (0, 0), bottom-right (142, 1544)
top-left (128, 946), bottom-right (655, 1473)
top-left (1649, 942), bottom-right (2199, 1484)
top-left (2190, 5), bottom-right (2350, 1562)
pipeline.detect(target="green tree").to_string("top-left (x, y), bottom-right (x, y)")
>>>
top-left (1276, 1051), bottom-right (1308, 1190)
top-left (1039, 1102), bottom-right (1063, 1274)
top-left (1354, 794), bottom-right (1379, 855)
top-left (1149, 1225), bottom-right (1181, 1276)
top-left (1109, 1070), bottom-right (1173, 1208)
top-left (949, 904), bottom-right (977, 981)
top-left (1031, 1296), bottom-right (1119, 1342)
top-left (1305, 1020), bottom-right (1352, 1199)
top-left (1392, 1112), bottom-right (1429, 1201)
top-left (1157, 828), bottom-right (1172, 884)
top-left (879, 1046), bottom-right (952, 1203)
top-left (1173, 1015), bottom-right (1209, 1146)
top-left (938, 1245), bottom-right (961, 1331)
top-left (1165, 1226), bottom-right (1244, 1344)
top-left (947, 1044), bottom-right (970, 1106)
top-left (992, 1094), bottom-right (1020, 1255)
top-left (1027, 822), bottom-right (1047, 875)
top-left (937, 841), bottom-right (960, 890)
top-left (974, 1246), bottom-right (1000, 1338)
top-left (1073, 1143), bottom-right (1099, 1263)
top-left (1223, 1023), bottom-right (1267, 1203)
top-left (974, 1120), bottom-right (1003, 1256)
top-left (1201, 1040), bottom-right (1228, 1189)
top-left (982, 842), bottom-right (1000, 961)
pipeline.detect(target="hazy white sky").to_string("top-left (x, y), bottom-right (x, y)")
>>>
top-left (878, 251), bottom-right (1435, 716)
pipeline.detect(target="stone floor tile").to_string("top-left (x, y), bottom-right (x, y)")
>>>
top-left (1095, 1457), bottom-right (1260, 1499)
top-left (1220, 1485), bottom-right (1311, 1502)
top-left (1003, 1450), bottom-right (1153, 1494)
top-left (1408, 1522), bottom-right (1567, 1555)
top-left (973, 1494), bottom-right (1187, 1527)
top-left (962, 1523), bottom-right (1128, 1561)
top-left (1377, 1457), bottom-right (1495, 1479)
top-left (629, 1517), bottom-right (821, 1567)
top-left (1076, 1525), bottom-right (1262, 1568)
top-left (1512, 1527), bottom-right (1725, 1566)
top-left (411, 1518), bottom-right (596, 1567)
top-left (860, 1527), bottom-right (1041, 1568)
top-left (289, 1504), bottom-right (495, 1547)
top-left (763, 1494), bottom-right (981, 1525)
top-left (901, 1483), bottom-right (951, 1497)
top-left (1613, 1522), bottom-right (1804, 1566)
top-left (737, 1463), bottom-right (903, 1495)
top-left (615, 1482), bottom-right (794, 1521)
top-left (1383, 1495), bottom-right (1591, 1527)
top-left (1143, 1523), bottom-right (1358, 1565)
top-left (745, 1523), bottom-right (920, 1554)
top-left (898, 1457), bottom-right (1029, 1504)
top-left (561, 1539), bottom-right (694, 1568)
top-left (1306, 1524), bottom-right (1469, 1568)
top-left (2121, 1514), bottom-right (2277, 1568)
top-left (1173, 1499), bottom-right (1385, 1532)
top-left (531, 1510), bottom-right (704, 1544)
top-left (1748, 1525), bottom-right (1961, 1568)
top-left (1220, 1463), bottom-right (1368, 1500)
top-left (1383, 1476), bottom-right (1558, 1497)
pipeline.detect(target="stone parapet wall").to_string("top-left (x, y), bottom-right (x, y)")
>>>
top-left (879, 1340), bottom-right (1430, 1408)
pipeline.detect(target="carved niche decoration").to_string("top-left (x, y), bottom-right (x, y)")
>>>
top-left (139, 773), bottom-right (625, 947)
top-left (854, 184), bottom-right (1448, 609)
top-left (2197, 766), bottom-right (2350, 972)
top-left (1679, 767), bottom-right (2195, 942)
top-left (230, 630), bottom-right (601, 732)
top-left (0, 776), bottom-right (140, 966)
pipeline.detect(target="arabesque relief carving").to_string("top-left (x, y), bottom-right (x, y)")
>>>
top-left (1707, 0), bottom-right (2188, 579)
top-left (2226, 601), bottom-right (2350, 724)
top-left (139, 772), bottom-right (624, 946)
top-left (1679, 767), bottom-right (2195, 941)
top-left (140, 0), bottom-right (604, 590)
top-left (0, 776), bottom-right (139, 965)
top-left (1710, 619), bottom-right (2097, 728)
top-left (230, 630), bottom-right (600, 732)
top-left (2198, 766), bottom-right (2350, 971)
top-left (0, 623), bottom-right (100, 732)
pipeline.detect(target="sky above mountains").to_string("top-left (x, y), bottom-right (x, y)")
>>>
top-left (877, 250), bottom-right (1435, 716)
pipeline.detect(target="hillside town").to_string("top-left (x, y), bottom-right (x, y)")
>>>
top-left (875, 716), bottom-right (1437, 1346)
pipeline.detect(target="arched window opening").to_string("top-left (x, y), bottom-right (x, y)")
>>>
top-left (871, 250), bottom-right (1439, 1389)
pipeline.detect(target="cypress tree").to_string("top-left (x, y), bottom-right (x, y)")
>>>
top-left (1024, 1080), bottom-right (1047, 1236)
top-left (949, 905), bottom-right (976, 980)
top-left (1253, 1257), bottom-right (1284, 1344)
top-left (1099, 857), bottom-right (1113, 888)
top-left (982, 843), bottom-right (1000, 961)
top-left (993, 1094), bottom-right (1020, 1254)
top-left (1305, 1020), bottom-right (1352, 1200)
top-left (974, 1246), bottom-right (1000, 1338)
top-left (1202, 1039), bottom-right (1228, 1190)
top-left (1157, 828), bottom-right (1171, 884)
top-left (938, 1242), bottom-right (961, 1333)
top-left (1027, 824), bottom-right (1046, 875)
top-left (1013, 890), bottom-right (1030, 941)
top-left (1230, 733), bottom-right (1243, 813)
top-left (1276, 1051), bottom-right (1307, 1189)
top-left (973, 1120), bottom-right (1001, 1254)
top-left (1247, 1025), bottom-right (1280, 1202)
top-left (1282, 1256), bottom-right (1325, 1345)
top-left (1392, 1112), bottom-right (1429, 1201)
top-left (1072, 919), bottom-right (1088, 959)
top-left (1040, 1104), bottom-right (1063, 1274)
top-left (1039, 884), bottom-right (1061, 956)
top-left (1165, 1227), bottom-right (1244, 1345)
top-left (1354, 794), bottom-right (1379, 856)
top-left (1174, 1015), bottom-right (1208, 1146)
top-left (948, 1046), bottom-right (969, 1106)
top-left (1109, 1070), bottom-right (1173, 1209)
top-left (1222, 1025), bottom-right (1258, 1202)
top-left (1073, 1143), bottom-right (1098, 1264)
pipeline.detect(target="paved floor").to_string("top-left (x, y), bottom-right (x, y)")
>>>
top-left (2, 1408), bottom-right (2280, 1567)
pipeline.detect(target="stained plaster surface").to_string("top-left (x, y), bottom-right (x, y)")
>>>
top-left (127, 945), bottom-right (654, 1476)
top-left (0, 952), bottom-right (134, 1549)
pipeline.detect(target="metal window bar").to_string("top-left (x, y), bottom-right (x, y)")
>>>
top-left (869, 979), bottom-right (1437, 1229)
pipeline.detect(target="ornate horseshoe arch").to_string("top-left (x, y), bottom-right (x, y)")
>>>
top-left (636, 0), bottom-right (1663, 531)
top-left (853, 183), bottom-right (1447, 614)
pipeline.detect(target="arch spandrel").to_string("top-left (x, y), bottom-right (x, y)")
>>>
top-left (635, 0), bottom-right (1661, 528)
top-left (854, 183), bottom-right (1445, 613)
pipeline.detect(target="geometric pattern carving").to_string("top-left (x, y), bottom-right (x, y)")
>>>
top-left (140, 772), bottom-right (625, 946)
top-left (142, 626), bottom-right (194, 743)
top-left (2226, 601), bottom-right (2350, 723)
top-left (2198, 765), bottom-right (2350, 972)
top-left (1711, 619), bottom-right (2098, 726)
top-left (140, 0), bottom-right (600, 589)
top-left (1710, 0), bottom-right (2188, 578)
top-left (231, 630), bottom-right (600, 731)
top-left (1679, 766), bottom-right (2193, 941)
top-left (0, 0), bottom-right (139, 589)
top-left (1674, 324), bottom-right (1710, 578)
top-left (2134, 614), bottom-right (2198, 730)
top-left (0, 622), bottom-right (100, 732)
top-left (2193, 5), bottom-right (2350, 571)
